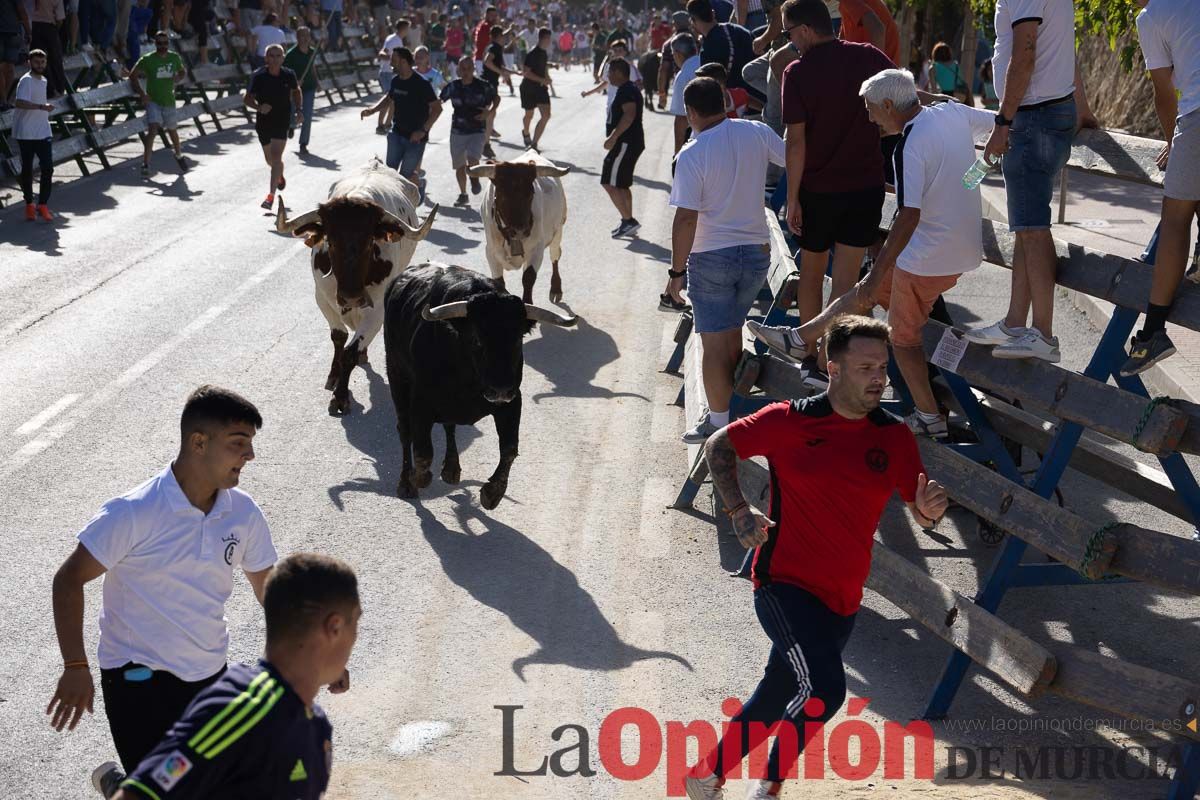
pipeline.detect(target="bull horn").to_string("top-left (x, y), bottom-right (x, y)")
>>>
top-left (422, 301), bottom-right (470, 321)
top-left (525, 304), bottom-right (578, 327)
top-left (383, 205), bottom-right (439, 241)
top-left (276, 198), bottom-right (321, 235)
top-left (467, 164), bottom-right (497, 179)
top-left (534, 164), bottom-right (570, 178)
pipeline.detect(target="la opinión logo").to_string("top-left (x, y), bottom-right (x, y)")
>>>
top-left (495, 698), bottom-right (935, 796)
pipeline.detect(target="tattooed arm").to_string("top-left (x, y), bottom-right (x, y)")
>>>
top-left (704, 428), bottom-right (773, 549)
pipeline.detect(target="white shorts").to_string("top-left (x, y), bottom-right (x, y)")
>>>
top-left (145, 101), bottom-right (177, 129)
top-left (1165, 108), bottom-right (1200, 202)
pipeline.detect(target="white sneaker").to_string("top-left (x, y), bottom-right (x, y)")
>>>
top-left (963, 319), bottom-right (1025, 346)
top-left (745, 320), bottom-right (808, 362)
top-left (992, 330), bottom-right (1061, 363)
top-left (746, 779), bottom-right (783, 799)
top-left (91, 762), bottom-right (124, 798)
top-left (905, 411), bottom-right (949, 439)
top-left (685, 772), bottom-right (726, 800)
top-left (681, 413), bottom-right (720, 444)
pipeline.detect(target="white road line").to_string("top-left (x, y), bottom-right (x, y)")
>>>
top-left (14, 394), bottom-right (80, 436)
top-left (0, 243), bottom-right (305, 479)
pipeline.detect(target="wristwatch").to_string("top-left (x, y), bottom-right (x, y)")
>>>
top-left (995, 113), bottom-right (1012, 127)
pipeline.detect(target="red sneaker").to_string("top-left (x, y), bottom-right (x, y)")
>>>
top-left (261, 194), bottom-right (275, 210)
top-left (25, 203), bottom-right (35, 221)
top-left (37, 204), bottom-right (53, 222)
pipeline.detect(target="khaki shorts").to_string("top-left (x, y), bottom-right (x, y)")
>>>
top-left (876, 268), bottom-right (959, 348)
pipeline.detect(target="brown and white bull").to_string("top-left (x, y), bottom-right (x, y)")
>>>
top-left (469, 149), bottom-right (569, 305)
top-left (276, 158), bottom-right (438, 415)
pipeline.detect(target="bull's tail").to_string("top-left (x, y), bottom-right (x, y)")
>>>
top-left (274, 194), bottom-right (289, 233)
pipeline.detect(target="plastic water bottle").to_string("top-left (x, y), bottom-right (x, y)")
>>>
top-left (962, 155), bottom-right (997, 191)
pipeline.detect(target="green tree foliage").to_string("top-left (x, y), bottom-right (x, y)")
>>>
top-left (964, 0), bottom-right (1142, 70)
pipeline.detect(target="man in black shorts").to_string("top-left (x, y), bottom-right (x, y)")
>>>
top-left (480, 23), bottom-right (513, 158)
top-left (109, 553), bottom-right (361, 800)
top-left (244, 43), bottom-right (302, 210)
top-left (601, 57), bottom-right (644, 239)
top-left (520, 27), bottom-right (553, 150)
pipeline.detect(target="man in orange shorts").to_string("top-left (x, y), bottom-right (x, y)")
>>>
top-left (749, 68), bottom-right (995, 439)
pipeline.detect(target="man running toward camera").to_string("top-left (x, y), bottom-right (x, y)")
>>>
top-left (244, 43), bottom-right (302, 210)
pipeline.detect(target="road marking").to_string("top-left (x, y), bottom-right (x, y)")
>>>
top-left (389, 720), bottom-right (453, 757)
top-left (14, 394), bottom-right (80, 436)
top-left (0, 244), bottom-right (305, 479)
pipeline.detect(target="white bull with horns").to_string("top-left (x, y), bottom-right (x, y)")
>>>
top-left (469, 149), bottom-right (570, 305)
top-left (276, 158), bottom-right (438, 415)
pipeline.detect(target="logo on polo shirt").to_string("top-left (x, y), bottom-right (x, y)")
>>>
top-left (865, 448), bottom-right (889, 473)
top-left (222, 533), bottom-right (241, 565)
top-left (151, 749), bottom-right (193, 791)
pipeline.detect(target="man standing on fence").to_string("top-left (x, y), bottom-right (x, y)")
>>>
top-left (15, 49), bottom-right (55, 222)
top-left (686, 316), bottom-right (948, 800)
top-left (244, 43), bottom-right (302, 210)
top-left (1118, 0), bottom-right (1200, 376)
top-left (671, 77), bottom-right (785, 442)
top-left (130, 31), bottom-right (187, 176)
top-left (0, 0), bottom-right (31, 112)
top-left (963, 0), bottom-right (1076, 363)
top-left (284, 26), bottom-right (321, 155)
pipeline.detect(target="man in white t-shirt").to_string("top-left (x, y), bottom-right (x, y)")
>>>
top-left (964, 0), bottom-right (1075, 363)
top-left (376, 17), bottom-right (410, 132)
top-left (667, 32), bottom-right (700, 154)
top-left (749, 70), bottom-right (994, 438)
top-left (670, 76), bottom-right (786, 443)
top-left (249, 11), bottom-right (286, 66)
top-left (47, 387), bottom-right (328, 796)
top-left (14, 49), bottom-right (55, 222)
top-left (1119, 0), bottom-right (1200, 376)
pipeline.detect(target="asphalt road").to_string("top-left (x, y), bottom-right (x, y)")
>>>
top-left (2, 70), bottom-right (1198, 799)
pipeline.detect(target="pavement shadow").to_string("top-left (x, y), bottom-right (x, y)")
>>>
top-left (546, 158), bottom-right (602, 178)
top-left (2, 218), bottom-right (64, 255)
top-left (425, 226), bottom-right (484, 256)
top-left (296, 151), bottom-right (341, 170)
top-left (147, 174), bottom-right (204, 201)
top-left (625, 237), bottom-right (670, 261)
top-left (327, 362), bottom-right (483, 508)
top-left (416, 493), bottom-right (693, 679)
top-left (634, 175), bottom-right (672, 193)
top-left (523, 316), bottom-right (650, 403)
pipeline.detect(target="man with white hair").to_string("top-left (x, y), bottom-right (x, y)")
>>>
top-left (668, 32), bottom-right (700, 155)
top-left (750, 69), bottom-right (995, 438)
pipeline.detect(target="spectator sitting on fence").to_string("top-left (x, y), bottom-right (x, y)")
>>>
top-left (31, 0), bottom-right (67, 98)
top-left (249, 11), bottom-right (286, 69)
top-left (780, 0), bottom-right (893, 379)
top-left (670, 76), bottom-right (786, 443)
top-left (244, 42), bottom-right (302, 210)
top-left (686, 0), bottom-right (761, 106)
top-left (283, 25), bottom-right (320, 155)
top-left (962, 0), bottom-right (1077, 363)
top-left (1118, 0), bottom-right (1200, 377)
top-left (15, 49), bottom-right (56, 222)
top-left (130, 30), bottom-right (188, 176)
top-left (667, 32), bottom-right (699, 154)
top-left (0, 0), bottom-right (31, 110)
top-left (752, 69), bottom-right (995, 438)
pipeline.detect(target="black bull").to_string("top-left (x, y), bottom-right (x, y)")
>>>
top-left (384, 263), bottom-right (577, 509)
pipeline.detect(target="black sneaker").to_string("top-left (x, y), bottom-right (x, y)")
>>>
top-left (482, 144), bottom-right (496, 159)
top-left (175, 154), bottom-right (188, 172)
top-left (140, 162), bottom-right (149, 176)
top-left (1119, 329), bottom-right (1177, 377)
top-left (455, 192), bottom-right (469, 206)
top-left (91, 761), bottom-right (125, 798)
top-left (470, 176), bottom-right (482, 194)
top-left (299, 144), bottom-right (309, 155)
top-left (522, 131), bottom-right (532, 147)
top-left (659, 293), bottom-right (689, 312)
top-left (612, 219), bottom-right (640, 238)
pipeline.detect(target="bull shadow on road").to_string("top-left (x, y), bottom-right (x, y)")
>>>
top-left (416, 493), bottom-right (692, 679)
top-left (327, 362), bottom-right (484, 508)
top-left (424, 225), bottom-right (485, 257)
top-left (522, 317), bottom-right (650, 403)
top-left (147, 175), bottom-right (204, 202)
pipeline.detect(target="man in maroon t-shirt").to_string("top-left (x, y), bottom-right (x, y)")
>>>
top-left (685, 315), bottom-right (948, 799)
top-left (780, 0), bottom-right (894, 332)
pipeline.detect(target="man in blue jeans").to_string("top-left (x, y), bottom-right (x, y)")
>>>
top-left (669, 76), bottom-right (786, 443)
top-left (965, 0), bottom-right (1076, 363)
top-left (362, 46), bottom-right (442, 194)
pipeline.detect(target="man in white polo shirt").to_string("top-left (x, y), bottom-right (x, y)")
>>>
top-left (46, 386), bottom-right (280, 796)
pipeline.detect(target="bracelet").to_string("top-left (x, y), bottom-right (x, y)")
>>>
top-left (63, 660), bottom-right (90, 670)
top-left (724, 501), bottom-right (748, 517)
top-left (667, 267), bottom-right (686, 278)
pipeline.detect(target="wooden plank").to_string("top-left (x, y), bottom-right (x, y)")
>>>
top-left (1046, 645), bottom-right (1200, 742)
top-left (173, 102), bottom-right (208, 121)
top-left (90, 117), bottom-right (148, 147)
top-left (737, 458), bottom-right (1057, 697)
top-left (333, 74), bottom-right (360, 89)
top-left (208, 94), bottom-right (248, 113)
top-left (70, 81), bottom-right (134, 108)
top-left (961, 391), bottom-right (1195, 522)
top-left (323, 51), bottom-right (351, 65)
top-left (1068, 128), bottom-right (1165, 187)
top-left (917, 439), bottom-right (1118, 579)
top-left (920, 320), bottom-right (1189, 455)
top-left (868, 542), bottom-right (1057, 697)
top-left (191, 63), bottom-right (242, 83)
top-left (62, 51), bottom-right (93, 71)
top-left (6, 131), bottom-right (92, 173)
